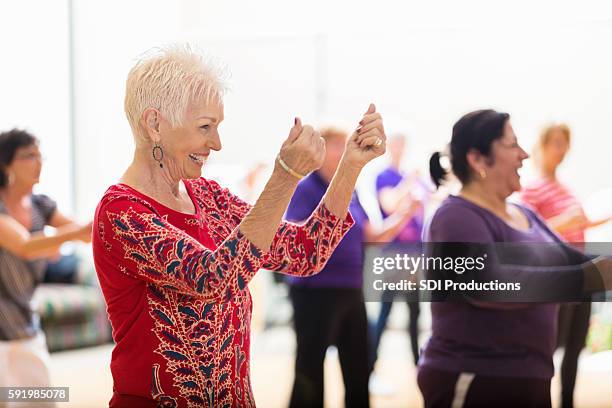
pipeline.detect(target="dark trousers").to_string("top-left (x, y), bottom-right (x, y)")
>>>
top-left (370, 290), bottom-right (420, 371)
top-left (288, 286), bottom-right (370, 408)
top-left (556, 302), bottom-right (591, 408)
top-left (417, 366), bottom-right (551, 408)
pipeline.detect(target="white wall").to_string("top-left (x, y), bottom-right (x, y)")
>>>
top-left (70, 0), bottom-right (184, 218)
top-left (0, 1), bottom-right (72, 212)
top-left (3, 1), bottom-right (611, 228)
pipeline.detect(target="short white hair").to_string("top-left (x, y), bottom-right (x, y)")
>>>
top-left (124, 44), bottom-right (227, 140)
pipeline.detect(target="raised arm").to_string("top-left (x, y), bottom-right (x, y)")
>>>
top-left (378, 171), bottom-right (421, 215)
top-left (94, 119), bottom-right (340, 300)
top-left (239, 119), bottom-right (322, 251)
top-left (213, 104), bottom-right (387, 276)
top-left (94, 195), bottom-right (268, 302)
top-left (363, 198), bottom-right (423, 243)
top-left (322, 104), bottom-right (386, 218)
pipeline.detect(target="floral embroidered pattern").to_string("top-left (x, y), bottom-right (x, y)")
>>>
top-left (94, 178), bottom-right (354, 407)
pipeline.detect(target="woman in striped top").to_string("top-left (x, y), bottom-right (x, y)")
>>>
top-left (0, 129), bottom-right (92, 393)
top-left (521, 123), bottom-right (611, 408)
top-left (521, 123), bottom-right (611, 244)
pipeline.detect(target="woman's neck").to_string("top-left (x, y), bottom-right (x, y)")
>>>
top-left (0, 184), bottom-right (32, 206)
top-left (120, 150), bottom-right (197, 214)
top-left (390, 158), bottom-right (402, 171)
top-left (460, 182), bottom-right (508, 216)
top-left (539, 163), bottom-right (557, 180)
top-left (122, 151), bottom-right (181, 198)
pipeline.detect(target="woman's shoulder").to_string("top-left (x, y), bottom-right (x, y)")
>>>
top-left (184, 177), bottom-right (242, 214)
top-left (427, 196), bottom-right (499, 242)
top-left (433, 195), bottom-right (484, 219)
top-left (186, 176), bottom-right (233, 192)
top-left (430, 196), bottom-right (488, 228)
top-left (184, 177), bottom-right (227, 203)
top-left (30, 194), bottom-right (58, 222)
top-left (95, 184), bottom-right (156, 214)
top-left (513, 203), bottom-right (550, 230)
top-left (31, 193), bottom-right (57, 209)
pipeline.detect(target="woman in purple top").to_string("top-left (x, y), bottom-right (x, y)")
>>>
top-left (372, 133), bottom-right (428, 370)
top-left (285, 126), bottom-right (417, 408)
top-left (419, 110), bottom-right (612, 408)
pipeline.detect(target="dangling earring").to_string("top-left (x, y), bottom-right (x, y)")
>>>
top-left (7, 171), bottom-right (15, 186)
top-left (479, 169), bottom-right (487, 179)
top-left (152, 142), bottom-right (164, 169)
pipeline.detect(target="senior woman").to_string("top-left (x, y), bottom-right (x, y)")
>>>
top-left (419, 110), bottom-right (612, 408)
top-left (0, 129), bottom-right (92, 392)
top-left (91, 46), bottom-right (387, 408)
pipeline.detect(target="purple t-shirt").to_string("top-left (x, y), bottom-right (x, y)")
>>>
top-left (376, 167), bottom-right (425, 243)
top-left (420, 195), bottom-right (586, 379)
top-left (284, 171), bottom-right (368, 289)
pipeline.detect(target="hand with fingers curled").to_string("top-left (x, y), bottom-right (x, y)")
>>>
top-left (397, 195), bottom-right (424, 219)
top-left (277, 118), bottom-right (326, 179)
top-left (342, 103), bottom-right (387, 170)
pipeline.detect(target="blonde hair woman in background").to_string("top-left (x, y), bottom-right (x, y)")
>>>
top-left (521, 123), bottom-right (612, 408)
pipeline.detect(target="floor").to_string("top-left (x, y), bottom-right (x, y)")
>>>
top-left (49, 327), bottom-right (612, 408)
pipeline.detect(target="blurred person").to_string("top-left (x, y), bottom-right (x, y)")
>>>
top-left (521, 123), bottom-right (612, 408)
top-left (240, 162), bottom-right (268, 203)
top-left (371, 133), bottom-right (430, 371)
top-left (285, 127), bottom-right (417, 408)
top-left (420, 110), bottom-right (612, 408)
top-left (522, 124), bottom-right (611, 242)
top-left (0, 129), bottom-right (92, 397)
top-left (91, 45), bottom-right (387, 408)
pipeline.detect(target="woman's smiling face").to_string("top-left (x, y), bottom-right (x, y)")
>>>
top-left (486, 121), bottom-right (530, 196)
top-left (156, 98), bottom-right (224, 180)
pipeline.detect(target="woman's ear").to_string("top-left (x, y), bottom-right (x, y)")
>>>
top-left (466, 148), bottom-right (486, 178)
top-left (142, 108), bottom-right (161, 142)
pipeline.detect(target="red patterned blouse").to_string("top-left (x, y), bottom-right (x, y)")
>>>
top-left (92, 177), bottom-right (354, 408)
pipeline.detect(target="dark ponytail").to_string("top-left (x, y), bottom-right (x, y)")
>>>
top-left (429, 151), bottom-right (447, 188)
top-left (431, 109), bottom-right (510, 188)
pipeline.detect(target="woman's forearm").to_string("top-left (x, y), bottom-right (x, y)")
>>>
top-left (588, 216), bottom-right (612, 229)
top-left (322, 160), bottom-right (361, 219)
top-left (239, 163), bottom-right (300, 251)
top-left (367, 212), bottom-right (414, 243)
top-left (20, 224), bottom-right (84, 260)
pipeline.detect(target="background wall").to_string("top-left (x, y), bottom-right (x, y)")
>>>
top-left (2, 0), bottom-right (611, 236)
top-left (0, 1), bottom-right (71, 211)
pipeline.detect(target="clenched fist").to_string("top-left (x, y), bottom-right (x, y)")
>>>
top-left (278, 118), bottom-right (326, 177)
top-left (343, 103), bottom-right (386, 169)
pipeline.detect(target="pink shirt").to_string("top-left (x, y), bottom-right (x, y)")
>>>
top-left (521, 177), bottom-right (586, 243)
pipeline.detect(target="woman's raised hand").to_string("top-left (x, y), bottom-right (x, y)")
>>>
top-left (278, 118), bottom-right (326, 178)
top-left (342, 103), bottom-right (386, 169)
